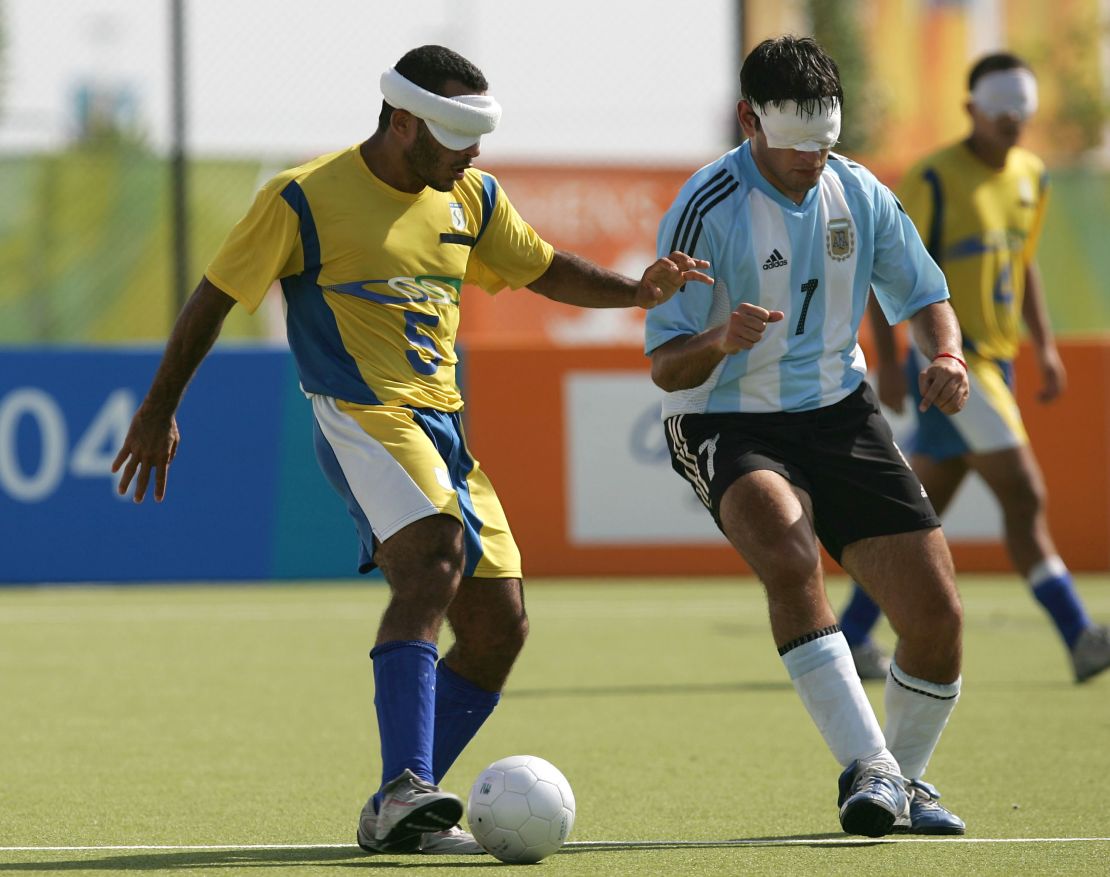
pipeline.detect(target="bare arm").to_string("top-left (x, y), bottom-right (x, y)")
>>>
top-left (1021, 260), bottom-right (1066, 402)
top-left (907, 300), bottom-right (969, 415)
top-left (112, 277), bottom-right (237, 502)
top-left (866, 291), bottom-right (907, 413)
top-left (650, 303), bottom-right (785, 392)
top-left (528, 249), bottom-right (711, 310)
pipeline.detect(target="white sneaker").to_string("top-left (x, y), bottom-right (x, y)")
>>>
top-left (1071, 624), bottom-right (1110, 683)
top-left (417, 824), bottom-right (486, 854)
top-left (356, 771), bottom-right (477, 854)
top-left (850, 641), bottom-right (891, 681)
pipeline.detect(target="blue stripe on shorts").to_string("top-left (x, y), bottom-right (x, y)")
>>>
top-left (409, 409), bottom-right (486, 578)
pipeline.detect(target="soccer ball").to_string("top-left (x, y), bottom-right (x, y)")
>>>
top-left (467, 755), bottom-right (576, 863)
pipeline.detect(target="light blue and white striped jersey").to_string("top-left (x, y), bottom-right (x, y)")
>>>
top-left (645, 141), bottom-right (948, 415)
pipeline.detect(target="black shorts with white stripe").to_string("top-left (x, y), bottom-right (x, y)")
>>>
top-left (662, 382), bottom-right (940, 563)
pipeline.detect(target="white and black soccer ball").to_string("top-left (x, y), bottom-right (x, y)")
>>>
top-left (467, 755), bottom-right (576, 864)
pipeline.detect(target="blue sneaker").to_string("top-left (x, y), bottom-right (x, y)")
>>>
top-left (893, 779), bottom-right (965, 835)
top-left (837, 759), bottom-right (909, 837)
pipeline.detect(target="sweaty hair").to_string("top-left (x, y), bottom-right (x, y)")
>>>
top-left (377, 45), bottom-right (489, 131)
top-left (740, 35), bottom-right (843, 118)
top-left (968, 51), bottom-right (1031, 90)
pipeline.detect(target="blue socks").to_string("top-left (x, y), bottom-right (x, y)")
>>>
top-left (432, 660), bottom-right (501, 783)
top-left (370, 640), bottom-right (438, 800)
top-left (370, 641), bottom-right (501, 809)
top-left (1029, 557), bottom-right (1090, 649)
top-left (839, 584), bottom-right (881, 647)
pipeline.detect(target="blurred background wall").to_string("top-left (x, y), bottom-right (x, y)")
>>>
top-left (1, 0), bottom-right (1108, 580)
top-left (1, 0), bottom-right (1106, 345)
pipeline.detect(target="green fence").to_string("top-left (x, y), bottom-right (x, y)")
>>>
top-left (0, 148), bottom-right (274, 344)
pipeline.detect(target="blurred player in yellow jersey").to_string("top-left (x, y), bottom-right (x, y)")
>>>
top-left (839, 52), bottom-right (1110, 684)
top-left (111, 45), bottom-right (710, 856)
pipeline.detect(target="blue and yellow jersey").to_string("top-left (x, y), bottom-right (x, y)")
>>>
top-left (896, 142), bottom-right (1048, 363)
top-left (206, 145), bottom-right (554, 411)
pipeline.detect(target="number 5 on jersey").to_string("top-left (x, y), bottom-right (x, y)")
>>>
top-left (404, 311), bottom-right (442, 375)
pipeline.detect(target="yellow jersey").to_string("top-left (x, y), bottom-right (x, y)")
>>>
top-left (896, 142), bottom-right (1048, 362)
top-left (206, 144), bottom-right (554, 411)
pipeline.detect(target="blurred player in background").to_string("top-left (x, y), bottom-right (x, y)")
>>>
top-left (839, 53), bottom-right (1110, 685)
top-left (112, 44), bottom-right (709, 856)
top-left (646, 35), bottom-right (969, 838)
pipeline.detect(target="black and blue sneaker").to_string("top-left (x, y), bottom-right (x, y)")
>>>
top-left (837, 758), bottom-right (909, 837)
top-left (893, 779), bottom-right (965, 835)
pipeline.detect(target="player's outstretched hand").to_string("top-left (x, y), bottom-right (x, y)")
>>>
top-left (918, 355), bottom-right (970, 415)
top-left (111, 406), bottom-right (180, 503)
top-left (636, 251), bottom-right (712, 309)
top-left (1037, 347), bottom-right (1067, 403)
top-left (720, 303), bottom-right (785, 354)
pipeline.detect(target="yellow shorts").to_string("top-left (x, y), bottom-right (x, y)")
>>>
top-left (909, 347), bottom-right (1027, 460)
top-left (309, 396), bottom-right (521, 578)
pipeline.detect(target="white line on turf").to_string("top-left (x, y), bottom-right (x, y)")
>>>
top-left (567, 837), bottom-right (1110, 846)
top-left (1, 837), bottom-right (1109, 852)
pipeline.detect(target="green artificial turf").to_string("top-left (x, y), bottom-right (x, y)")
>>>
top-left (0, 576), bottom-right (1107, 875)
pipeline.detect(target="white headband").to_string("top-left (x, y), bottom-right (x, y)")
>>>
top-left (380, 67), bottom-right (501, 150)
top-left (970, 68), bottom-right (1038, 120)
top-left (752, 98), bottom-right (841, 151)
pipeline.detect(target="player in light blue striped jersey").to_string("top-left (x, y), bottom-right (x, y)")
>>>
top-left (646, 36), bottom-right (970, 838)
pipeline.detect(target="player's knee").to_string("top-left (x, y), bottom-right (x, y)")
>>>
top-left (379, 516), bottom-right (467, 590)
top-left (452, 609), bottom-right (528, 690)
top-left (471, 607), bottom-right (528, 659)
top-left (931, 589), bottom-right (963, 645)
top-left (452, 587), bottom-right (529, 658)
top-left (502, 612), bottom-right (529, 658)
top-left (758, 532), bottom-right (821, 586)
top-left (1003, 476), bottom-right (1047, 526)
top-left (423, 543), bottom-right (467, 583)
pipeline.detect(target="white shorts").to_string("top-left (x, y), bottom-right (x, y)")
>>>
top-left (908, 347), bottom-right (1027, 460)
top-left (310, 395), bottom-right (522, 577)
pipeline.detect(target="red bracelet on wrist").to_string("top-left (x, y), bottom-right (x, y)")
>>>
top-left (933, 352), bottom-right (967, 369)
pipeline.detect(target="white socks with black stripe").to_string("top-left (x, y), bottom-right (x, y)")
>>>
top-left (781, 629), bottom-right (889, 767)
top-left (883, 659), bottom-right (961, 780)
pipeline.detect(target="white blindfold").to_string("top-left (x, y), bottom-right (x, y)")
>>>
top-left (970, 68), bottom-right (1038, 120)
top-left (380, 67), bottom-right (501, 150)
top-left (751, 98), bottom-right (841, 151)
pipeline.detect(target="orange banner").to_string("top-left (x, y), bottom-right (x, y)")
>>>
top-left (460, 164), bottom-right (694, 347)
top-left (463, 339), bottom-right (1110, 577)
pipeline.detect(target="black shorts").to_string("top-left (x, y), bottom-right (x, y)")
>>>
top-left (663, 382), bottom-right (940, 563)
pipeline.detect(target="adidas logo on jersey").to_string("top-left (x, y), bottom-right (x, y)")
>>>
top-left (762, 248), bottom-right (788, 270)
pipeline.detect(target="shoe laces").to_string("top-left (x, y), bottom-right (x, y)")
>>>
top-left (855, 762), bottom-right (905, 792)
top-left (908, 780), bottom-right (943, 808)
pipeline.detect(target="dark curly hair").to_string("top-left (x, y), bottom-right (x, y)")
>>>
top-left (377, 45), bottom-right (488, 131)
top-left (968, 51), bottom-right (1030, 90)
top-left (740, 35), bottom-right (843, 119)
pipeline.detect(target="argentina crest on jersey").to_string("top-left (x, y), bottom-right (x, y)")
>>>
top-left (826, 217), bottom-right (855, 261)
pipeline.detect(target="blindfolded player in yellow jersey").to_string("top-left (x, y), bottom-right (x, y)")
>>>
top-left (839, 53), bottom-right (1110, 685)
top-left (112, 44), bottom-right (710, 856)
